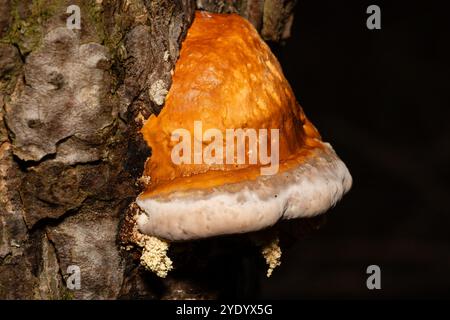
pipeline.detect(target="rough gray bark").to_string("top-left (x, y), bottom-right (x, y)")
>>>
top-left (196, 0), bottom-right (297, 41)
top-left (0, 0), bottom-right (297, 299)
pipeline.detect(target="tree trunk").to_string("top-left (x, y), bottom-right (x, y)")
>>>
top-left (0, 0), bottom-right (297, 299)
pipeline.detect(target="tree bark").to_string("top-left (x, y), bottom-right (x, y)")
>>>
top-left (0, 0), bottom-right (297, 299)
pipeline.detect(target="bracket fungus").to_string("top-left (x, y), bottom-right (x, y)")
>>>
top-left (136, 11), bottom-right (352, 244)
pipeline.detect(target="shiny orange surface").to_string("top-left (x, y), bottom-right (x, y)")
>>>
top-left (141, 11), bottom-right (323, 197)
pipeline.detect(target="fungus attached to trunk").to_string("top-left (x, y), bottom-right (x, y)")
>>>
top-left (136, 11), bottom-right (352, 242)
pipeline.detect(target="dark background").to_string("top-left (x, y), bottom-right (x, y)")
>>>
top-left (260, 0), bottom-right (450, 298)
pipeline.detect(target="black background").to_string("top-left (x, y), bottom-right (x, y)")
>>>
top-left (260, 0), bottom-right (450, 298)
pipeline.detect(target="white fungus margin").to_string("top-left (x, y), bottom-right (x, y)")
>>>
top-left (136, 143), bottom-right (352, 241)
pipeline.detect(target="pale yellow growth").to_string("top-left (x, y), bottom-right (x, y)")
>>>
top-left (261, 237), bottom-right (282, 277)
top-left (130, 206), bottom-right (173, 278)
top-left (138, 175), bottom-right (151, 187)
top-left (137, 235), bottom-right (173, 278)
